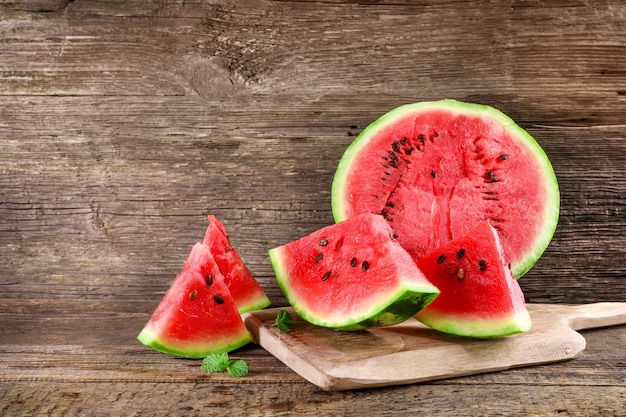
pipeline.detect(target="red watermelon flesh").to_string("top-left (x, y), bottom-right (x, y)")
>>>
top-left (137, 243), bottom-right (252, 358)
top-left (268, 212), bottom-right (440, 330)
top-left (332, 100), bottom-right (559, 278)
top-left (203, 215), bottom-right (271, 313)
top-left (414, 221), bottom-right (531, 338)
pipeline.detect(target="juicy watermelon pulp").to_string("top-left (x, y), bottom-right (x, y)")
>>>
top-left (269, 213), bottom-right (440, 330)
top-left (332, 99), bottom-right (559, 278)
top-left (137, 215), bottom-right (270, 358)
top-left (203, 215), bottom-right (271, 313)
top-left (414, 221), bottom-right (531, 338)
top-left (137, 243), bottom-right (251, 358)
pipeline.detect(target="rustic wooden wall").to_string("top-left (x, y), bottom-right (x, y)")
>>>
top-left (2, 0), bottom-right (624, 308)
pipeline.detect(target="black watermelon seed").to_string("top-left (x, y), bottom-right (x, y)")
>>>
top-left (433, 131), bottom-right (439, 137)
top-left (350, 257), bottom-right (357, 267)
top-left (315, 253), bottom-right (323, 263)
top-left (418, 134), bottom-right (425, 143)
top-left (390, 233), bottom-right (398, 240)
top-left (319, 239), bottom-right (328, 246)
top-left (499, 154), bottom-right (509, 160)
top-left (456, 248), bottom-right (465, 259)
top-left (478, 259), bottom-right (487, 271)
top-left (400, 137), bottom-right (408, 145)
top-left (392, 141), bottom-right (401, 153)
top-left (430, 170), bottom-right (437, 178)
top-left (322, 271), bottom-right (331, 281)
top-left (389, 159), bottom-right (398, 169)
top-left (205, 273), bottom-right (214, 286)
top-left (437, 254), bottom-right (446, 264)
top-left (214, 295), bottom-right (225, 304)
top-left (385, 201), bottom-right (395, 207)
top-left (486, 171), bottom-right (499, 183)
top-left (381, 209), bottom-right (389, 217)
top-left (405, 147), bottom-right (414, 155)
top-left (189, 290), bottom-right (198, 300)
top-left (361, 260), bottom-right (370, 271)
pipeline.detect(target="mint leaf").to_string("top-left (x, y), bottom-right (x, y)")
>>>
top-left (201, 352), bottom-right (230, 373)
top-left (226, 359), bottom-right (249, 377)
top-left (275, 309), bottom-right (295, 332)
top-left (201, 353), bottom-right (249, 378)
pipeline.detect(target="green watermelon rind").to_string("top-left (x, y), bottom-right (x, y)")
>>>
top-left (415, 308), bottom-right (532, 339)
top-left (236, 298), bottom-right (272, 315)
top-left (331, 99), bottom-right (560, 278)
top-left (268, 246), bottom-right (440, 331)
top-left (137, 324), bottom-right (251, 359)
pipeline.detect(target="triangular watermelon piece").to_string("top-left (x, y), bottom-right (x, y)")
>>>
top-left (414, 221), bottom-right (531, 338)
top-left (137, 243), bottom-right (252, 358)
top-left (203, 215), bottom-right (271, 313)
top-left (269, 213), bottom-right (440, 330)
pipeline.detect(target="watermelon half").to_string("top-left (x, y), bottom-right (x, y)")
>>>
top-left (137, 243), bottom-right (252, 358)
top-left (414, 221), bottom-right (531, 338)
top-left (332, 99), bottom-right (559, 278)
top-left (268, 213), bottom-right (440, 330)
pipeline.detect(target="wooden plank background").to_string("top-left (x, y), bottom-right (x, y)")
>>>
top-left (1, 0), bottom-right (625, 415)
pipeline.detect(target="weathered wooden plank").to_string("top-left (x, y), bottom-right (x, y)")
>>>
top-left (1, 1), bottom-right (625, 123)
top-left (1, 378), bottom-right (624, 417)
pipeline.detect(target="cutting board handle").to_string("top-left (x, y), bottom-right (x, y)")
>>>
top-left (538, 302), bottom-right (626, 331)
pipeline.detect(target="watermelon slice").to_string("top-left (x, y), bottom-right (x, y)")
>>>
top-left (415, 221), bottom-right (531, 338)
top-left (137, 243), bottom-right (252, 358)
top-left (203, 215), bottom-right (271, 313)
top-left (331, 99), bottom-right (559, 278)
top-left (268, 213), bottom-right (440, 330)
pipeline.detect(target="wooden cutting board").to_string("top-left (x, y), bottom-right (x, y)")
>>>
top-left (242, 302), bottom-right (626, 391)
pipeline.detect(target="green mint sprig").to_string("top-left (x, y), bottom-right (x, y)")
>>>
top-left (274, 309), bottom-right (295, 332)
top-left (201, 352), bottom-right (249, 377)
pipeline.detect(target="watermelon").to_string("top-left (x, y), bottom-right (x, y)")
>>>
top-left (415, 221), bottom-right (531, 338)
top-left (137, 243), bottom-right (252, 358)
top-left (332, 99), bottom-right (559, 278)
top-left (203, 215), bottom-right (271, 313)
top-left (268, 212), bottom-right (440, 330)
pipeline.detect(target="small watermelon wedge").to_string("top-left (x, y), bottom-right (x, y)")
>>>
top-left (138, 215), bottom-right (270, 358)
top-left (203, 215), bottom-right (271, 313)
top-left (137, 243), bottom-right (252, 358)
top-left (414, 221), bottom-right (531, 338)
top-left (269, 213), bottom-right (440, 330)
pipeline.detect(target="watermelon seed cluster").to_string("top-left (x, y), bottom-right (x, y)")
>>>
top-left (315, 236), bottom-right (372, 281)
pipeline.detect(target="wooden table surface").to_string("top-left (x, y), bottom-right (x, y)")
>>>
top-left (1, 1), bottom-right (625, 416)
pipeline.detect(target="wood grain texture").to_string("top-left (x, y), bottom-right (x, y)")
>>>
top-left (1, 0), bottom-right (625, 415)
top-left (243, 304), bottom-right (626, 391)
